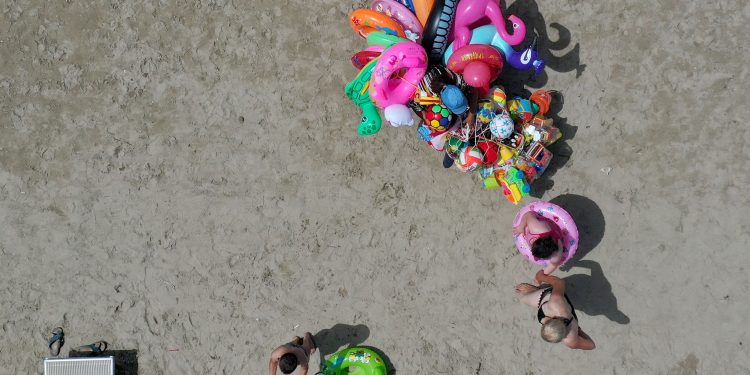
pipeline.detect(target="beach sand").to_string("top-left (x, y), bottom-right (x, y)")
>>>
top-left (1, 0), bottom-right (749, 373)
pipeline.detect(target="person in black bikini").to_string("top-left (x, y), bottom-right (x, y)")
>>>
top-left (515, 270), bottom-right (596, 350)
top-left (269, 332), bottom-right (317, 374)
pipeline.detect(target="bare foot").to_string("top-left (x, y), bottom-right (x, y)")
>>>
top-left (515, 283), bottom-right (540, 295)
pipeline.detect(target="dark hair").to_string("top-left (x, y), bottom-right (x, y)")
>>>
top-left (279, 353), bottom-right (298, 374)
top-left (531, 236), bottom-right (558, 259)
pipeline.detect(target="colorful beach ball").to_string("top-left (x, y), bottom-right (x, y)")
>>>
top-left (445, 136), bottom-right (464, 158)
top-left (424, 104), bottom-right (453, 132)
top-left (489, 112), bottom-right (514, 139)
top-left (476, 141), bottom-right (499, 165)
top-left (476, 100), bottom-right (496, 126)
top-left (459, 146), bottom-right (484, 171)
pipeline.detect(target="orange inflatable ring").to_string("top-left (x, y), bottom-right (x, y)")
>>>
top-left (350, 9), bottom-right (406, 38)
top-left (413, 0), bottom-right (436, 27)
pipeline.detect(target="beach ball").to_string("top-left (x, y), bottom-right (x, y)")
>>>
top-left (459, 146), bottom-right (484, 171)
top-left (476, 100), bottom-right (496, 126)
top-left (445, 136), bottom-right (464, 158)
top-left (424, 104), bottom-right (453, 132)
top-left (491, 86), bottom-right (507, 109)
top-left (490, 112), bottom-right (514, 139)
top-left (476, 141), bottom-right (500, 165)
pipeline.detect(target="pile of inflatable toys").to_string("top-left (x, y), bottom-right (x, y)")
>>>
top-left (345, 0), bottom-right (562, 204)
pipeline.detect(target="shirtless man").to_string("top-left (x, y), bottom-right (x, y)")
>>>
top-left (269, 332), bottom-right (317, 375)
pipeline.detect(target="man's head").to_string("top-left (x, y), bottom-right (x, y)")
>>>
top-left (531, 236), bottom-right (558, 260)
top-left (540, 318), bottom-right (568, 343)
top-left (279, 353), bottom-right (298, 374)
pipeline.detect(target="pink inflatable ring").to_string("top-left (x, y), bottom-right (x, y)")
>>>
top-left (513, 201), bottom-right (579, 266)
top-left (369, 41), bottom-right (428, 109)
top-left (371, 0), bottom-right (424, 42)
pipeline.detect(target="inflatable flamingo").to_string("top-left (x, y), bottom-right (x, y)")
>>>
top-left (452, 0), bottom-right (526, 51)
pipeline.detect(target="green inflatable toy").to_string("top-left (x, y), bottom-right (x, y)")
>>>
top-left (344, 59), bottom-right (382, 136)
top-left (366, 32), bottom-right (408, 48)
top-left (316, 347), bottom-right (388, 375)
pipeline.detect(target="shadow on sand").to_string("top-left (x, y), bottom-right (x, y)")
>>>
top-left (549, 194), bottom-right (605, 269)
top-left (564, 260), bottom-right (630, 324)
top-left (493, 0), bottom-right (585, 196)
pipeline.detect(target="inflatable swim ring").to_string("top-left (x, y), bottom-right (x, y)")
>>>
top-left (367, 31), bottom-right (409, 49)
top-left (443, 25), bottom-right (544, 76)
top-left (369, 41), bottom-right (428, 108)
top-left (371, 0), bottom-right (424, 42)
top-left (412, 0), bottom-right (435, 27)
top-left (317, 347), bottom-right (388, 375)
top-left (350, 9), bottom-right (406, 38)
top-left (446, 44), bottom-right (503, 75)
top-left (421, 0), bottom-right (458, 64)
top-left (513, 201), bottom-right (579, 267)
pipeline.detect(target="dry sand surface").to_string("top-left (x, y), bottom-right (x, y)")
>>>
top-left (1, 0), bottom-right (750, 373)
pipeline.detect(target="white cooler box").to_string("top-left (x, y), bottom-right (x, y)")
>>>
top-left (43, 357), bottom-right (115, 375)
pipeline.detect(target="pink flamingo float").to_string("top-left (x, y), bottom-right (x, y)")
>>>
top-left (452, 0), bottom-right (526, 50)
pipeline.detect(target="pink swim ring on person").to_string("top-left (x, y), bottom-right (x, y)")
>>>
top-left (513, 201), bottom-right (579, 266)
top-left (369, 41), bottom-right (428, 108)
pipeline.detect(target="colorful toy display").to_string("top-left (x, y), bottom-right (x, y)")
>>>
top-left (513, 201), bottom-right (579, 267)
top-left (317, 347), bottom-right (388, 375)
top-left (343, 1), bottom-right (566, 204)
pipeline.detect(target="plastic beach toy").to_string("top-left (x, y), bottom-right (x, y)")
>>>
top-left (345, 58), bottom-right (383, 136)
top-left (316, 347), bottom-right (388, 375)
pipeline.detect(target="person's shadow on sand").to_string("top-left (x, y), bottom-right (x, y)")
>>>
top-left (313, 324), bottom-right (370, 364)
top-left (549, 194), bottom-right (605, 270)
top-left (564, 260), bottom-right (630, 324)
top-left (313, 325), bottom-right (397, 374)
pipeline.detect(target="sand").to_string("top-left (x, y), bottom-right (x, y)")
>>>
top-left (1, 0), bottom-right (749, 373)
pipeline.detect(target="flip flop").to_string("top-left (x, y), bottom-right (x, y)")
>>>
top-left (75, 341), bottom-right (108, 354)
top-left (48, 327), bottom-right (65, 357)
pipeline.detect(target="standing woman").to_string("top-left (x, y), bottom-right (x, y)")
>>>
top-left (515, 270), bottom-right (596, 350)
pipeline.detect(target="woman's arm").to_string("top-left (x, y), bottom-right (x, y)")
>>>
top-left (512, 212), bottom-right (533, 234)
top-left (567, 328), bottom-right (596, 350)
top-left (543, 262), bottom-right (559, 275)
top-left (535, 270), bottom-right (565, 294)
top-left (561, 322), bottom-right (595, 350)
top-left (269, 355), bottom-right (279, 375)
